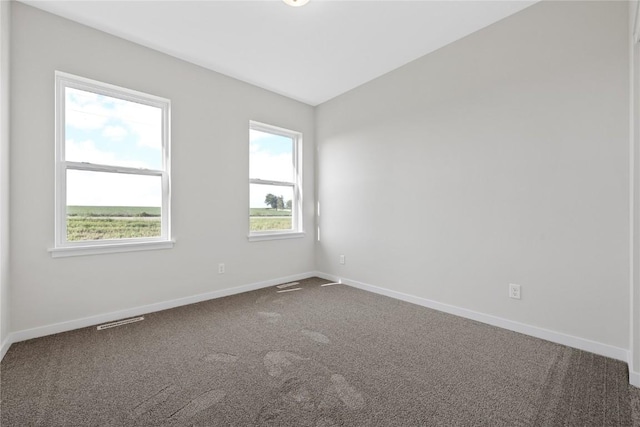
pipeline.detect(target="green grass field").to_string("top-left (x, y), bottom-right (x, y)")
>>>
top-left (249, 208), bottom-right (291, 217)
top-left (249, 208), bottom-right (292, 231)
top-left (66, 206), bottom-right (291, 240)
top-left (250, 217), bottom-right (292, 231)
top-left (67, 217), bottom-right (161, 241)
top-left (67, 206), bottom-right (161, 217)
top-left (67, 206), bottom-right (161, 241)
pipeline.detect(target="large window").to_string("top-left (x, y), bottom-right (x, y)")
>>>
top-left (249, 121), bottom-right (303, 240)
top-left (52, 72), bottom-right (172, 257)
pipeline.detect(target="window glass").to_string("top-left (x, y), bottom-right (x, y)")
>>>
top-left (54, 72), bottom-right (171, 253)
top-left (249, 184), bottom-right (294, 232)
top-left (65, 87), bottom-right (163, 170)
top-left (249, 129), bottom-right (294, 183)
top-left (66, 170), bottom-right (161, 241)
top-left (249, 122), bottom-right (301, 238)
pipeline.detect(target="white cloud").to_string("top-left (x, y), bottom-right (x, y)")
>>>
top-left (66, 139), bottom-right (150, 169)
top-left (127, 121), bottom-right (162, 150)
top-left (63, 89), bottom-right (164, 208)
top-left (115, 100), bottom-right (162, 150)
top-left (66, 87), bottom-right (162, 150)
top-left (250, 150), bottom-right (294, 183)
top-left (67, 169), bottom-right (161, 207)
top-left (249, 154), bottom-right (295, 208)
top-left (102, 125), bottom-right (128, 141)
top-left (66, 89), bottom-right (111, 130)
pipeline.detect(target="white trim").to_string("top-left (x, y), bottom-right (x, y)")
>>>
top-left (0, 335), bottom-right (10, 361)
top-left (634, 0), bottom-right (640, 44)
top-left (3, 272), bottom-right (316, 348)
top-left (49, 240), bottom-right (175, 258)
top-left (53, 71), bottom-right (172, 252)
top-left (249, 120), bottom-right (303, 237)
top-left (630, 368), bottom-right (640, 388)
top-left (317, 272), bottom-right (629, 363)
top-left (631, 1), bottom-right (639, 388)
top-left (248, 231), bottom-right (305, 242)
top-left (250, 179), bottom-right (295, 187)
top-left (0, 0), bottom-right (9, 367)
top-left (313, 271), bottom-right (339, 282)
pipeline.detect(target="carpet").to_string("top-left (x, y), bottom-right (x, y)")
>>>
top-left (2, 277), bottom-right (639, 426)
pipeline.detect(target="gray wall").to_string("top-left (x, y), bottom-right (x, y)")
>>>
top-left (10, 3), bottom-right (316, 332)
top-left (1, 0), bottom-right (10, 347)
top-left (632, 0), bottom-right (640, 382)
top-left (316, 0), bottom-right (630, 349)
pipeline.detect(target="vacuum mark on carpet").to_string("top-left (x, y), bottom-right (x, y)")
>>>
top-left (204, 352), bottom-right (239, 363)
top-left (281, 377), bottom-right (312, 403)
top-left (301, 329), bottom-right (330, 344)
top-left (264, 351), bottom-right (308, 377)
top-left (315, 417), bottom-right (339, 427)
top-left (168, 389), bottom-right (226, 421)
top-left (255, 377), bottom-right (317, 424)
top-left (258, 312), bottom-right (282, 323)
top-left (255, 295), bottom-right (270, 304)
top-left (131, 385), bottom-right (178, 417)
top-left (328, 374), bottom-right (364, 410)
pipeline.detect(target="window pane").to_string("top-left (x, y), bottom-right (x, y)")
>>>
top-left (66, 170), bottom-right (161, 241)
top-left (65, 87), bottom-right (163, 170)
top-left (249, 129), bottom-right (293, 182)
top-left (250, 184), bottom-right (293, 232)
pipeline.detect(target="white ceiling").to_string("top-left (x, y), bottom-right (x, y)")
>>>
top-left (21, 0), bottom-right (537, 106)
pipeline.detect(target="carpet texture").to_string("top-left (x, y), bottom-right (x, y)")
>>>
top-left (2, 277), bottom-right (639, 426)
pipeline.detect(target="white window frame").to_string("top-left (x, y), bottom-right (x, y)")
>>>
top-left (50, 71), bottom-right (173, 257)
top-left (249, 121), bottom-right (304, 242)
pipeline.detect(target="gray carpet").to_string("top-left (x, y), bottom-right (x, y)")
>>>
top-left (1, 277), bottom-right (639, 426)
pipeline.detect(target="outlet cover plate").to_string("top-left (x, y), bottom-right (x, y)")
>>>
top-left (509, 283), bottom-right (521, 300)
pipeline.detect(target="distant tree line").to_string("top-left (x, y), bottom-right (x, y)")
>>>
top-left (265, 194), bottom-right (292, 210)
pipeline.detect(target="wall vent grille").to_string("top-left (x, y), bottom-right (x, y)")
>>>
top-left (97, 316), bottom-right (144, 330)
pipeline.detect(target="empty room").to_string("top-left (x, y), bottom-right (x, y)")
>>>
top-left (2, 0), bottom-right (640, 425)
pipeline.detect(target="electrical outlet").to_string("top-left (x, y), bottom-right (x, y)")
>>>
top-left (218, 263), bottom-right (225, 274)
top-left (509, 283), bottom-right (521, 300)
top-left (339, 255), bottom-right (345, 265)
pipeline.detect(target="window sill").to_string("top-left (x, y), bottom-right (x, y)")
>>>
top-left (49, 240), bottom-right (175, 258)
top-left (248, 232), bottom-right (305, 242)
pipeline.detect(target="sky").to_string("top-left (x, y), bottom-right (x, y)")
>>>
top-left (65, 87), bottom-right (295, 209)
top-left (65, 87), bottom-right (163, 207)
top-left (249, 129), bottom-right (295, 209)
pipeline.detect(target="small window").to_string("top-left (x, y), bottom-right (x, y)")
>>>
top-left (52, 72), bottom-right (172, 256)
top-left (249, 121), bottom-right (303, 241)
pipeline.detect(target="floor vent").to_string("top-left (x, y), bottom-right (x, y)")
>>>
top-left (276, 282), bottom-right (300, 289)
top-left (321, 282), bottom-right (342, 287)
top-left (276, 288), bottom-right (302, 293)
top-left (97, 316), bottom-right (144, 330)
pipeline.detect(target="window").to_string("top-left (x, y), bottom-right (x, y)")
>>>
top-left (51, 72), bottom-right (172, 257)
top-left (249, 121), bottom-right (303, 241)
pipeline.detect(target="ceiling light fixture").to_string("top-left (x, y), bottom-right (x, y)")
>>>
top-left (283, 0), bottom-right (310, 7)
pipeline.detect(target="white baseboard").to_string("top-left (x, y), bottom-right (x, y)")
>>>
top-left (631, 369), bottom-right (640, 388)
top-left (3, 271), bottom-right (316, 358)
top-left (312, 271), bottom-right (340, 282)
top-left (318, 272), bottom-right (629, 363)
top-left (0, 334), bottom-right (11, 360)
